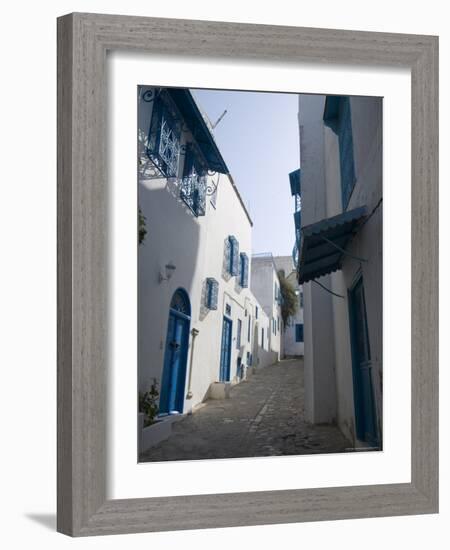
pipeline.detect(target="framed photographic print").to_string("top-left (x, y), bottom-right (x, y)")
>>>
top-left (57, 13), bottom-right (438, 536)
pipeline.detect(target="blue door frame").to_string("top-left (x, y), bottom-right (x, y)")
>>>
top-left (219, 316), bottom-right (232, 382)
top-left (348, 276), bottom-right (379, 446)
top-left (159, 290), bottom-right (191, 415)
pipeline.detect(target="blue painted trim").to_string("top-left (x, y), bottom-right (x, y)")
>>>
top-left (289, 168), bottom-right (301, 196)
top-left (160, 289), bottom-right (191, 414)
top-left (295, 323), bottom-right (304, 342)
top-left (219, 316), bottom-right (233, 382)
top-left (348, 275), bottom-right (379, 446)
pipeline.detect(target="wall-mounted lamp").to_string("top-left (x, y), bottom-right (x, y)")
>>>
top-left (159, 262), bottom-right (176, 283)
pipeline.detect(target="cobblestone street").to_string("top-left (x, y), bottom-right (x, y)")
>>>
top-left (140, 358), bottom-right (352, 462)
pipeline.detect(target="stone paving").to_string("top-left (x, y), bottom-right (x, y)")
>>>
top-left (140, 358), bottom-right (352, 462)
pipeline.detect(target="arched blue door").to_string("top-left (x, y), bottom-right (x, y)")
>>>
top-left (159, 289), bottom-right (191, 415)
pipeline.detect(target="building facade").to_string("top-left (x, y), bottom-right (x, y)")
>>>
top-left (297, 94), bottom-right (382, 449)
top-left (138, 87), bottom-right (278, 430)
top-left (250, 254), bottom-right (282, 366)
top-left (273, 255), bottom-right (304, 357)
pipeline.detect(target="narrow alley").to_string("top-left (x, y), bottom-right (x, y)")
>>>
top-left (140, 359), bottom-right (351, 462)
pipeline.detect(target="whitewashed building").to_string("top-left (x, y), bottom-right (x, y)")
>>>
top-left (138, 86), bottom-right (274, 438)
top-left (250, 254), bottom-right (282, 366)
top-left (297, 94), bottom-right (382, 449)
top-left (273, 255), bottom-right (304, 357)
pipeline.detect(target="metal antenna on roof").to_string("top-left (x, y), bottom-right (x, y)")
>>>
top-left (212, 109), bottom-right (228, 129)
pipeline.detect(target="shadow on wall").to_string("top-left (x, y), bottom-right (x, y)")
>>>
top-left (138, 180), bottom-right (202, 392)
top-left (198, 278), bottom-right (211, 322)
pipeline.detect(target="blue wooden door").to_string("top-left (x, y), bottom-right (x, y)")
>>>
top-left (160, 290), bottom-right (191, 415)
top-left (219, 316), bottom-right (232, 382)
top-left (349, 277), bottom-right (379, 446)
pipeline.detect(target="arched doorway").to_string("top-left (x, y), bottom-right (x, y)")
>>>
top-left (159, 289), bottom-right (191, 415)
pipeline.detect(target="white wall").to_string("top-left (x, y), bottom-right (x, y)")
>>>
top-left (298, 94), bottom-right (338, 424)
top-left (250, 255), bottom-right (282, 361)
top-left (323, 96), bottom-right (383, 444)
top-left (4, 1), bottom-right (449, 549)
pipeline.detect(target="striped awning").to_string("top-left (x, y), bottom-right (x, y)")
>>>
top-left (298, 206), bottom-right (367, 284)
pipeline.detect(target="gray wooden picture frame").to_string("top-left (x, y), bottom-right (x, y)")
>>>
top-left (57, 12), bottom-right (438, 537)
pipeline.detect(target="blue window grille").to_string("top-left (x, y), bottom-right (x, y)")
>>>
top-left (180, 145), bottom-right (207, 217)
top-left (225, 303), bottom-right (231, 316)
top-left (239, 253), bottom-right (249, 288)
top-left (261, 328), bottom-right (264, 349)
top-left (300, 291), bottom-right (304, 308)
top-left (237, 319), bottom-right (242, 349)
top-left (277, 316), bottom-right (280, 331)
top-left (248, 315), bottom-right (251, 342)
top-left (205, 278), bottom-right (219, 310)
top-left (146, 93), bottom-right (181, 178)
top-left (295, 323), bottom-right (304, 342)
top-left (294, 210), bottom-right (302, 238)
top-left (225, 236), bottom-right (239, 276)
top-left (256, 306), bottom-right (258, 319)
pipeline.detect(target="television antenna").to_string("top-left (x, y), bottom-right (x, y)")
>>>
top-left (211, 109), bottom-right (228, 129)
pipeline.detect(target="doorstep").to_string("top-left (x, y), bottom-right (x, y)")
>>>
top-left (138, 412), bottom-right (185, 455)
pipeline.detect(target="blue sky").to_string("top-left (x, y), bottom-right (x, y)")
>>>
top-left (193, 89), bottom-right (300, 257)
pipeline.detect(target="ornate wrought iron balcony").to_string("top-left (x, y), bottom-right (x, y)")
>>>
top-left (180, 173), bottom-right (207, 217)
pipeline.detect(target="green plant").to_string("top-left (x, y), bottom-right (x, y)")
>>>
top-left (138, 207), bottom-right (147, 245)
top-left (278, 270), bottom-right (298, 328)
top-left (139, 379), bottom-right (159, 427)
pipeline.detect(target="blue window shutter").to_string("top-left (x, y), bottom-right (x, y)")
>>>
top-left (237, 319), bottom-right (242, 349)
top-left (295, 323), bottom-right (304, 342)
top-left (229, 236), bottom-right (239, 276)
top-left (224, 238), bottom-right (231, 274)
top-left (256, 306), bottom-right (258, 319)
top-left (248, 315), bottom-right (251, 342)
top-left (338, 97), bottom-right (356, 209)
top-left (289, 168), bottom-right (301, 196)
top-left (239, 253), bottom-right (249, 287)
top-left (206, 278), bottom-right (218, 310)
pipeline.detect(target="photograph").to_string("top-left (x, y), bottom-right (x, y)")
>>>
top-left (137, 85), bottom-right (383, 462)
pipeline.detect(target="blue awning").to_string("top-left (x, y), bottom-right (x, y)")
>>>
top-left (167, 89), bottom-right (229, 174)
top-left (298, 206), bottom-right (367, 284)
